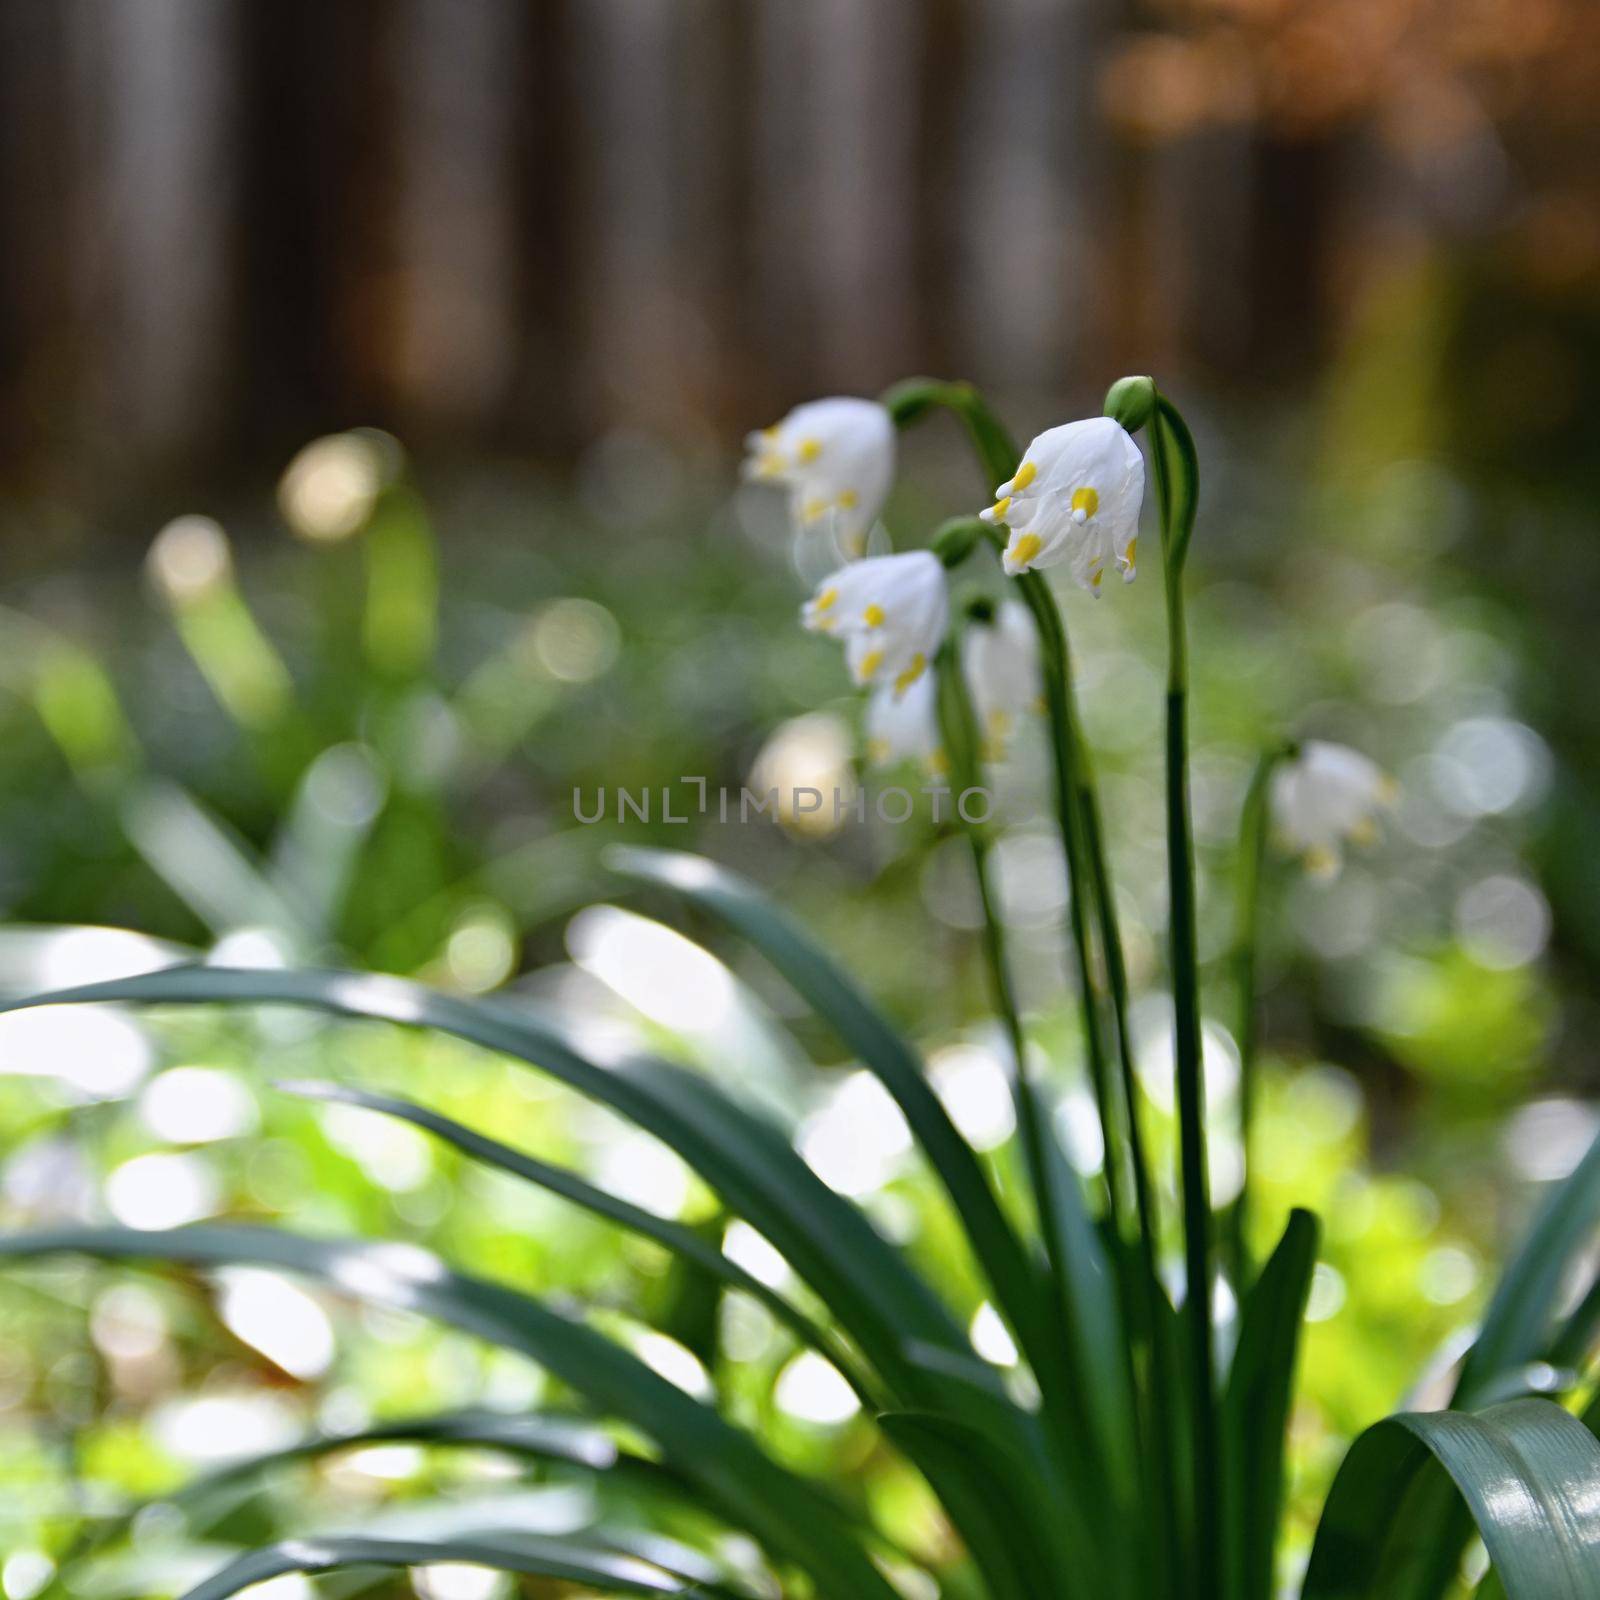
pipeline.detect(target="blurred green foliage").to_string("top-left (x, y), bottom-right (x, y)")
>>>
top-left (0, 333), bottom-right (1591, 1594)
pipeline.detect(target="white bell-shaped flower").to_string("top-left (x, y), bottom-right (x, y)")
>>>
top-left (745, 398), bottom-right (895, 555)
top-left (802, 550), bottom-right (947, 696)
top-left (978, 417), bottom-right (1145, 591)
top-left (865, 671), bottom-right (944, 773)
top-left (962, 601), bottom-right (1042, 760)
top-left (1271, 741), bottom-right (1397, 879)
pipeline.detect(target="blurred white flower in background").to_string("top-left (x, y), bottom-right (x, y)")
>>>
top-left (865, 671), bottom-right (943, 773)
top-left (979, 417), bottom-right (1144, 588)
top-left (748, 712), bottom-right (857, 836)
top-left (1272, 740), bottom-right (1397, 878)
top-left (744, 397), bottom-right (895, 556)
top-left (279, 429), bottom-right (399, 542)
top-left (962, 599), bottom-right (1041, 758)
top-left (802, 550), bottom-right (947, 695)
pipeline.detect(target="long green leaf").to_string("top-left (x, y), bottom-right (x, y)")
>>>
top-left (1456, 1129), bottom-right (1600, 1407)
top-left (1026, 1079), bottom-right (1138, 1525)
top-left (0, 1225), bottom-right (895, 1600)
top-left (0, 967), bottom-right (963, 1399)
top-left (878, 1412), bottom-right (1073, 1600)
top-left (604, 858), bottom-right (1060, 1427)
top-left (66, 1409), bottom-right (681, 1563)
top-left (1223, 1208), bottom-right (1318, 1600)
top-left (281, 1079), bottom-right (881, 1405)
top-left (176, 1534), bottom-right (706, 1600)
top-left (1301, 1398), bottom-right (1600, 1599)
top-left (605, 850), bottom-right (1096, 1580)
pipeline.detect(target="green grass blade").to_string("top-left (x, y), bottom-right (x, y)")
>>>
top-left (1027, 1080), bottom-right (1139, 1522)
top-left (1301, 1398), bottom-right (1600, 1600)
top-left (282, 1079), bottom-right (881, 1405)
top-left (1455, 1129), bottom-right (1600, 1407)
top-left (0, 967), bottom-right (965, 1396)
top-left (0, 1225), bottom-right (895, 1600)
top-left (604, 854), bottom-right (1048, 1402)
top-left (64, 1409), bottom-right (682, 1565)
top-left (1222, 1208), bottom-right (1318, 1600)
top-left (176, 1534), bottom-right (708, 1600)
top-left (878, 1411), bottom-right (1086, 1600)
top-left (121, 781), bottom-right (319, 947)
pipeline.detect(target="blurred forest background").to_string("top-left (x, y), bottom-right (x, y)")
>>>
top-left (2, 1), bottom-right (1600, 1594)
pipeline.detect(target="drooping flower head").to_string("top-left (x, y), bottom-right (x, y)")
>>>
top-left (962, 600), bottom-right (1041, 760)
top-left (802, 550), bottom-right (947, 697)
top-left (865, 671), bottom-right (944, 774)
top-left (744, 398), bottom-right (895, 556)
top-left (979, 417), bottom-right (1145, 591)
top-left (1271, 740), bottom-right (1397, 879)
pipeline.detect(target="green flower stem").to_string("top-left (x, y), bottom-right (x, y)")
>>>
top-left (1007, 556), bottom-right (1180, 1600)
top-left (1122, 379), bottom-right (1221, 1600)
top-left (882, 378), bottom-right (1018, 489)
top-left (1226, 743), bottom-right (1291, 1291)
top-left (889, 389), bottom-right (1123, 1221)
top-left (1008, 571), bottom-right (1128, 1236)
top-left (899, 383), bottom-right (1187, 1588)
top-left (934, 637), bottom-right (1117, 1552)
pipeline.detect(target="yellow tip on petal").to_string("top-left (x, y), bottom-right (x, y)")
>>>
top-left (815, 587), bottom-right (838, 612)
top-left (867, 737), bottom-right (890, 764)
top-left (1091, 568), bottom-right (1103, 589)
top-left (1071, 485), bottom-right (1100, 519)
top-left (1012, 461), bottom-right (1037, 491)
top-left (863, 603), bottom-right (886, 627)
top-left (894, 653), bottom-right (927, 694)
top-left (797, 437), bottom-right (822, 463)
top-left (1009, 532), bottom-right (1042, 568)
top-left (1304, 845), bottom-right (1340, 879)
top-left (858, 648), bottom-right (885, 680)
top-left (837, 488), bottom-right (858, 509)
top-left (801, 497), bottom-right (828, 523)
top-left (1347, 817), bottom-right (1380, 849)
top-left (928, 747), bottom-right (950, 776)
top-left (989, 496), bottom-right (1012, 523)
top-left (1125, 538), bottom-right (1137, 568)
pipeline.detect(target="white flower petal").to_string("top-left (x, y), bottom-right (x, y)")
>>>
top-left (802, 551), bottom-right (947, 692)
top-left (984, 417), bottom-right (1144, 588)
top-left (962, 601), bottom-right (1040, 759)
top-left (865, 672), bottom-right (942, 772)
top-left (745, 398), bottom-right (895, 551)
top-left (1271, 741), bottom-right (1395, 875)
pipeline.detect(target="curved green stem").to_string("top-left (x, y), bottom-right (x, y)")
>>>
top-left (1227, 742), bottom-right (1292, 1291)
top-left (894, 378), bottom-right (1184, 1596)
top-left (1131, 381), bottom-right (1220, 1600)
top-left (882, 378), bottom-right (1019, 490)
top-left (1010, 557), bottom-right (1179, 1600)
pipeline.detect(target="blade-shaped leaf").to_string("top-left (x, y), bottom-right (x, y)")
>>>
top-left (1455, 1129), bottom-right (1600, 1408)
top-left (878, 1412), bottom-right (1081, 1600)
top-left (281, 1079), bottom-right (880, 1405)
top-left (606, 848), bottom-right (1083, 1551)
top-left (0, 966), bottom-right (964, 1399)
top-left (0, 1225), bottom-right (895, 1600)
top-left (67, 1409), bottom-right (682, 1561)
top-left (177, 1534), bottom-right (707, 1600)
top-left (1223, 1208), bottom-right (1318, 1600)
top-left (1301, 1398), bottom-right (1600, 1600)
top-left (1028, 1078), bottom-right (1139, 1524)
top-left (606, 850), bottom-right (1046, 1359)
